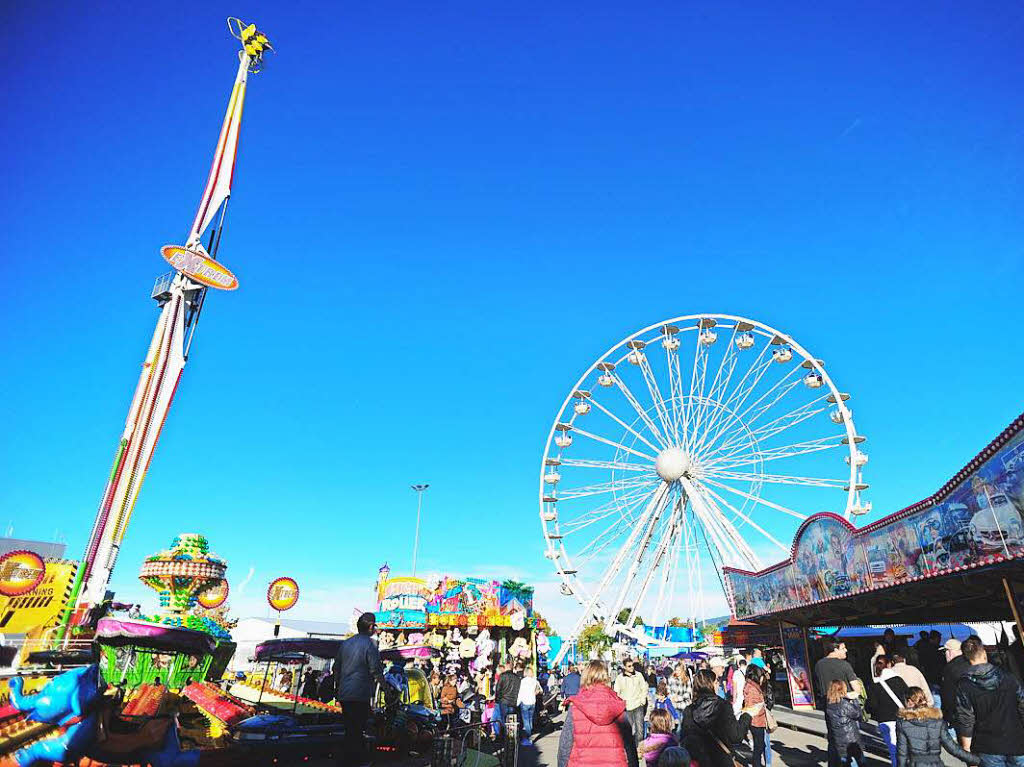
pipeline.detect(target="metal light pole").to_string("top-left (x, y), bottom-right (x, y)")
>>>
top-left (410, 484), bottom-right (429, 577)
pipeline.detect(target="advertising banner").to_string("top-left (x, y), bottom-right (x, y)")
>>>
top-left (372, 566), bottom-right (543, 630)
top-left (267, 577), bottom-right (299, 612)
top-left (161, 245), bottom-right (239, 291)
top-left (726, 428), bottom-right (1024, 619)
top-left (0, 560), bottom-right (78, 633)
top-left (0, 550), bottom-right (46, 597)
top-left (780, 624), bottom-right (815, 709)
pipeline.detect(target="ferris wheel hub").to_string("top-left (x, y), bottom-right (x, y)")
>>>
top-left (655, 447), bottom-right (692, 483)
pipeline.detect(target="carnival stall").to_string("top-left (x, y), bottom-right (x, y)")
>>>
top-left (723, 411), bottom-right (1024, 710)
top-left (373, 564), bottom-right (553, 690)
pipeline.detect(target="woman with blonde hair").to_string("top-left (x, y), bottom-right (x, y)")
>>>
top-left (667, 663), bottom-right (691, 718)
top-left (557, 660), bottom-right (639, 767)
top-left (825, 679), bottom-right (863, 767)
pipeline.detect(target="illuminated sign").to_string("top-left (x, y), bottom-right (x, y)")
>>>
top-left (160, 245), bottom-right (239, 291)
top-left (267, 577), bottom-right (299, 612)
top-left (197, 579), bottom-right (229, 609)
top-left (0, 551), bottom-right (46, 597)
top-left (378, 577), bottom-right (430, 612)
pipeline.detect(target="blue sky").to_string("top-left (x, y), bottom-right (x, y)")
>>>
top-left (2, 1), bottom-right (1022, 633)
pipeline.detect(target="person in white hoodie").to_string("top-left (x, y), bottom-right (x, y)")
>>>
top-left (732, 659), bottom-right (747, 716)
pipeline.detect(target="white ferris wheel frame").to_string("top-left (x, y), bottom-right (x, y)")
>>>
top-left (539, 314), bottom-right (867, 661)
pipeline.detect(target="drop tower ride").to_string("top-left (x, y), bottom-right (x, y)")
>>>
top-left (62, 19), bottom-right (274, 631)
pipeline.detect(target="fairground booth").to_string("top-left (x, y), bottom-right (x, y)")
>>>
top-left (723, 412), bottom-right (1024, 710)
top-left (373, 565), bottom-right (553, 682)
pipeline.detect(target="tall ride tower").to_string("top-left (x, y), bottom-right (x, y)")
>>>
top-left (66, 19), bottom-right (274, 627)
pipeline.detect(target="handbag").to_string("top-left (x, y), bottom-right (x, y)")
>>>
top-left (714, 733), bottom-right (753, 766)
top-left (764, 707), bottom-right (778, 734)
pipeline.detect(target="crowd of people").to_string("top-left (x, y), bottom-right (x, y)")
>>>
top-left (329, 612), bottom-right (560, 765)
top-left (814, 630), bottom-right (1024, 767)
top-left (556, 651), bottom-right (775, 767)
top-left (309, 613), bottom-right (1024, 767)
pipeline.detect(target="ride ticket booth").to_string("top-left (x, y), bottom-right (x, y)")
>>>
top-left (724, 412), bottom-right (1024, 711)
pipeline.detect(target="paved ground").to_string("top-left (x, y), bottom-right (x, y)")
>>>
top-left (308, 706), bottom-right (962, 766)
top-left (519, 712), bottom-right (893, 767)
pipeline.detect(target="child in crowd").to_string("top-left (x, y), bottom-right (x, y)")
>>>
top-left (825, 680), bottom-right (864, 767)
top-left (439, 674), bottom-right (463, 731)
top-left (895, 686), bottom-right (978, 767)
top-left (652, 679), bottom-right (680, 726)
top-left (640, 708), bottom-right (678, 765)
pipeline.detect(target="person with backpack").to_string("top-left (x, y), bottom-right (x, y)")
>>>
top-left (896, 686), bottom-right (979, 767)
top-left (868, 655), bottom-right (911, 767)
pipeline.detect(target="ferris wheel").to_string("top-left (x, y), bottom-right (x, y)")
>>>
top-left (539, 314), bottom-right (869, 657)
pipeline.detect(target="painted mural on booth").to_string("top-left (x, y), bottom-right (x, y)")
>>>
top-left (727, 429), bottom-right (1024, 619)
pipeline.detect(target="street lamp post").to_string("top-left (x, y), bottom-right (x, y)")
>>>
top-left (410, 484), bottom-right (429, 577)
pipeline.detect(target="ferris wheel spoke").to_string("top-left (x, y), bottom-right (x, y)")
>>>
top-left (689, 325), bottom-right (741, 443)
top-left (573, 497), bottom-right (659, 569)
top-left (652, 515), bottom-right (684, 627)
top-left (566, 484), bottom-right (661, 551)
top-left (683, 331), bottom-right (712, 453)
top-left (685, 478), bottom-right (761, 570)
top-left (571, 426), bottom-right (658, 462)
top-left (699, 366), bottom-right (805, 458)
top-left (703, 469), bottom-right (846, 489)
top-left (636, 351), bottom-right (677, 444)
top-left (698, 481), bottom-right (792, 554)
top-left (705, 434), bottom-right (847, 472)
top-left (611, 374), bottom-right (669, 447)
top-left (557, 482), bottom-right (657, 525)
top-left (706, 338), bottom-right (773, 424)
top-left (712, 391), bottom-right (832, 458)
top-left (560, 484), bottom-right (659, 534)
top-left (557, 475), bottom-right (661, 501)
top-left (571, 484), bottom-right (669, 628)
top-left (585, 396), bottom-right (665, 455)
top-left (572, 515), bottom-right (634, 561)
top-left (604, 483), bottom-right (674, 630)
top-left (695, 340), bottom-right (778, 453)
top-left (559, 457), bottom-right (654, 473)
top-left (695, 358), bottom-right (801, 459)
top-left (701, 476), bottom-right (808, 521)
top-left (712, 394), bottom-right (831, 457)
top-left (623, 493), bottom-right (684, 628)
top-left (665, 343), bottom-right (690, 445)
top-left (687, 489), bottom-right (745, 568)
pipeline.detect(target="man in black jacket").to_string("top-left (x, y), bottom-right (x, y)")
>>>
top-left (941, 638), bottom-right (970, 727)
top-left (495, 661), bottom-right (523, 735)
top-left (955, 637), bottom-right (1024, 762)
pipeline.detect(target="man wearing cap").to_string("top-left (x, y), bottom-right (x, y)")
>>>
top-left (941, 638), bottom-right (970, 729)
